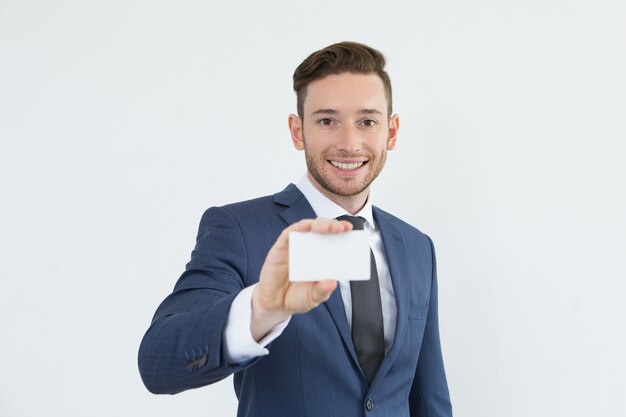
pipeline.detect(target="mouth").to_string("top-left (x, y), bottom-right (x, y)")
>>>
top-left (329, 160), bottom-right (367, 171)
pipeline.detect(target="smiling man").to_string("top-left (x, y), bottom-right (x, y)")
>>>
top-left (289, 71), bottom-right (397, 214)
top-left (139, 42), bottom-right (453, 417)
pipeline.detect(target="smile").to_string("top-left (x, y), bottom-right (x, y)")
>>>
top-left (329, 161), bottom-right (366, 171)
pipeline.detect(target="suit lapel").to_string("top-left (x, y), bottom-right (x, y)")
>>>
top-left (275, 183), bottom-right (317, 224)
top-left (274, 184), bottom-right (360, 368)
top-left (323, 284), bottom-right (360, 367)
top-left (371, 207), bottom-right (410, 386)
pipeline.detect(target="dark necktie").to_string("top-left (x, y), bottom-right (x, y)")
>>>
top-left (336, 215), bottom-right (385, 385)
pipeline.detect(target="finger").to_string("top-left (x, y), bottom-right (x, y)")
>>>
top-left (309, 218), bottom-right (352, 234)
top-left (290, 218), bottom-right (315, 232)
top-left (333, 220), bottom-right (353, 233)
top-left (270, 219), bottom-right (315, 253)
top-left (269, 218), bottom-right (351, 258)
top-left (309, 279), bottom-right (338, 305)
top-left (336, 220), bottom-right (355, 232)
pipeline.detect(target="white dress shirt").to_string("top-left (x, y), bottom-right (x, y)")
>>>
top-left (222, 175), bottom-right (397, 364)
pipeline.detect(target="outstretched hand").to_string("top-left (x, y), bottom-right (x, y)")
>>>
top-left (251, 218), bottom-right (353, 341)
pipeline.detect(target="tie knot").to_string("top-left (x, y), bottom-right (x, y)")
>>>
top-left (336, 215), bottom-right (365, 230)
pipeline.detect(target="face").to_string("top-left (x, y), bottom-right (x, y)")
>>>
top-left (289, 72), bottom-right (399, 204)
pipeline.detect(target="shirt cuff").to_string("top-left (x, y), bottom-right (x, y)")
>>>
top-left (222, 283), bottom-right (292, 365)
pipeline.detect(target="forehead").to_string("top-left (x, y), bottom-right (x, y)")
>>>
top-left (303, 73), bottom-right (387, 115)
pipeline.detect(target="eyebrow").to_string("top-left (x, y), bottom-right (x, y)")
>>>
top-left (358, 108), bottom-right (383, 116)
top-left (310, 108), bottom-right (383, 116)
top-left (311, 108), bottom-right (338, 116)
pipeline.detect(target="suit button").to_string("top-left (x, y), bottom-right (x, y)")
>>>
top-left (186, 354), bottom-right (208, 372)
top-left (365, 398), bottom-right (374, 411)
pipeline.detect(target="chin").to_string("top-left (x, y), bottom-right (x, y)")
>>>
top-left (324, 179), bottom-right (371, 197)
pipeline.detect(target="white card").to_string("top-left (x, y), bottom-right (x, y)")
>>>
top-left (288, 231), bottom-right (371, 282)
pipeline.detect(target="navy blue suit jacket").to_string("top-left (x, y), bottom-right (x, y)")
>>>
top-left (138, 184), bottom-right (452, 417)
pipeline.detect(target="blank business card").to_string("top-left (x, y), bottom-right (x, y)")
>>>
top-left (288, 231), bottom-right (371, 282)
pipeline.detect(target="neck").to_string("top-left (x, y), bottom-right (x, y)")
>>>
top-left (307, 172), bottom-right (369, 215)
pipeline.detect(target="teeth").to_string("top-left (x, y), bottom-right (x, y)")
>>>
top-left (331, 161), bottom-right (364, 170)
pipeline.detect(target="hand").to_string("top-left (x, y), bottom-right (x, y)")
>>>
top-left (250, 218), bottom-right (353, 341)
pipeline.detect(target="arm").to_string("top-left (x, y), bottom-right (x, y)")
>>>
top-left (409, 236), bottom-right (453, 416)
top-left (138, 206), bottom-right (251, 394)
top-left (222, 283), bottom-right (292, 364)
top-left (138, 208), bottom-right (348, 394)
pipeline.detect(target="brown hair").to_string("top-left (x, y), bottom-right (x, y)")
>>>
top-left (293, 41), bottom-right (393, 118)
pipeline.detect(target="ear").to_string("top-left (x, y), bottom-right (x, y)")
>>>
top-left (386, 114), bottom-right (399, 150)
top-left (289, 113), bottom-right (304, 150)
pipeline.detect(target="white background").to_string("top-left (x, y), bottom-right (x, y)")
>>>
top-left (1, 1), bottom-right (625, 416)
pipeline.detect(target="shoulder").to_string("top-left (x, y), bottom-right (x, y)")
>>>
top-left (208, 183), bottom-right (302, 219)
top-left (195, 194), bottom-right (276, 231)
top-left (196, 184), bottom-right (302, 237)
top-left (221, 194), bottom-right (277, 217)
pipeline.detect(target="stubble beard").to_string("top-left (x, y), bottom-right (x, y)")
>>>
top-left (303, 142), bottom-right (387, 198)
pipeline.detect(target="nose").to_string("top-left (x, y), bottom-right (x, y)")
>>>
top-left (336, 124), bottom-right (361, 153)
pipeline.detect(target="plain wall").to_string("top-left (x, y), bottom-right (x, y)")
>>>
top-left (1, 0), bottom-right (625, 415)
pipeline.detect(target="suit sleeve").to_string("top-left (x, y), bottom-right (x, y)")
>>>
top-left (138, 206), bottom-right (258, 394)
top-left (409, 236), bottom-right (453, 416)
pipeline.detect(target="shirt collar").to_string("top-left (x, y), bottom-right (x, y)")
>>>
top-left (295, 174), bottom-right (376, 230)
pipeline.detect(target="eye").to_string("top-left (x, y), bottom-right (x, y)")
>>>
top-left (361, 119), bottom-right (378, 127)
top-left (318, 118), bottom-right (334, 126)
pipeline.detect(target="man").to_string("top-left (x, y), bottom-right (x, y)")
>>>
top-left (139, 41), bottom-right (453, 417)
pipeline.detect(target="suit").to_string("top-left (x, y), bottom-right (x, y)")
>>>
top-left (138, 184), bottom-right (452, 416)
